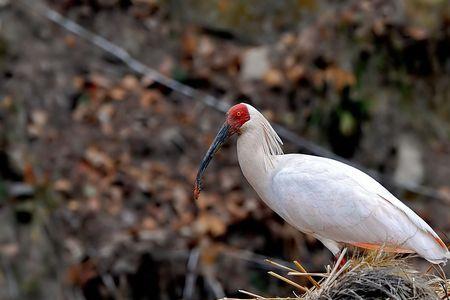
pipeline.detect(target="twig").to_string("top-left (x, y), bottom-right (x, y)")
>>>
top-left (6, 182), bottom-right (34, 198)
top-left (101, 274), bottom-right (122, 299)
top-left (321, 248), bottom-right (347, 288)
top-left (267, 271), bottom-right (309, 293)
top-left (183, 247), bottom-right (200, 300)
top-left (264, 259), bottom-right (297, 273)
top-left (329, 260), bottom-right (351, 283)
top-left (287, 272), bottom-right (328, 278)
top-left (0, 257), bottom-right (19, 299)
top-left (238, 289), bottom-right (266, 299)
top-left (204, 274), bottom-right (226, 299)
top-left (293, 260), bottom-right (321, 288)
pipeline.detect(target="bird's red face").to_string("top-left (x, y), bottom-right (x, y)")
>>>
top-left (226, 103), bottom-right (250, 135)
top-left (194, 103), bottom-right (250, 199)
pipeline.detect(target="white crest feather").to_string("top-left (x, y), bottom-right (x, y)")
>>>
top-left (245, 105), bottom-right (283, 170)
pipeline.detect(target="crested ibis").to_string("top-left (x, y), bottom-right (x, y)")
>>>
top-left (194, 103), bottom-right (449, 264)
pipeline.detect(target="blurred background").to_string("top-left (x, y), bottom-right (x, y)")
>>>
top-left (0, 0), bottom-right (449, 299)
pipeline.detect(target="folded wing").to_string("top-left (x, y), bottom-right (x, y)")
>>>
top-left (272, 155), bottom-right (449, 263)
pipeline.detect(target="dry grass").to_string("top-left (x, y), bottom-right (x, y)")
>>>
top-left (221, 248), bottom-right (450, 300)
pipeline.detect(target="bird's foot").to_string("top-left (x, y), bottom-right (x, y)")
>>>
top-left (334, 252), bottom-right (347, 268)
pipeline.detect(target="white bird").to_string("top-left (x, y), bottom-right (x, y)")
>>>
top-left (194, 103), bottom-right (450, 264)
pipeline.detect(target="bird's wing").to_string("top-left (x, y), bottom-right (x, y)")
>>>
top-left (321, 157), bottom-right (447, 250)
top-left (271, 155), bottom-right (446, 252)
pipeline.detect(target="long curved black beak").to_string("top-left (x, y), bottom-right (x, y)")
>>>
top-left (194, 122), bottom-right (231, 199)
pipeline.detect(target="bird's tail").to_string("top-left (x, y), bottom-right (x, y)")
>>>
top-left (409, 232), bottom-right (449, 265)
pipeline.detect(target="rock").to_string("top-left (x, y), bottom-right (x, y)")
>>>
top-left (394, 135), bottom-right (424, 186)
top-left (240, 47), bottom-right (270, 81)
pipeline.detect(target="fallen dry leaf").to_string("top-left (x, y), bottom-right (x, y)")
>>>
top-left (196, 212), bottom-right (227, 237)
top-left (54, 179), bottom-right (73, 193)
top-left (182, 28), bottom-right (198, 57)
top-left (287, 64), bottom-right (306, 82)
top-left (109, 87), bottom-right (127, 101)
top-left (406, 27), bottom-right (428, 40)
top-left (263, 68), bottom-right (284, 87)
top-left (141, 217), bottom-right (158, 230)
top-left (121, 74), bottom-right (140, 91)
top-left (200, 241), bottom-right (224, 266)
top-left (140, 90), bottom-right (162, 108)
top-left (31, 109), bottom-right (48, 126)
top-left (85, 146), bottom-right (115, 172)
top-left (438, 187), bottom-right (450, 205)
top-left (66, 259), bottom-right (98, 287)
top-left (64, 34), bottom-right (77, 48)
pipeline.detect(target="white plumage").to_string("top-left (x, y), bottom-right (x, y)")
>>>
top-left (237, 104), bottom-right (449, 264)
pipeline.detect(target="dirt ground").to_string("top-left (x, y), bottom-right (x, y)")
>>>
top-left (0, 0), bottom-right (449, 299)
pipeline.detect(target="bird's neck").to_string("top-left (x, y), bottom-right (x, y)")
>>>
top-left (236, 127), bottom-right (280, 198)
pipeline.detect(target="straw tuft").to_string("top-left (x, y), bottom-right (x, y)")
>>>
top-left (222, 248), bottom-right (449, 300)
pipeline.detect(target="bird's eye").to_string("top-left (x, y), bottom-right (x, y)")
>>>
top-left (236, 111), bottom-right (241, 117)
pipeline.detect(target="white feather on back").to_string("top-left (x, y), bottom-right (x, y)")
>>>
top-left (244, 104), bottom-right (283, 171)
